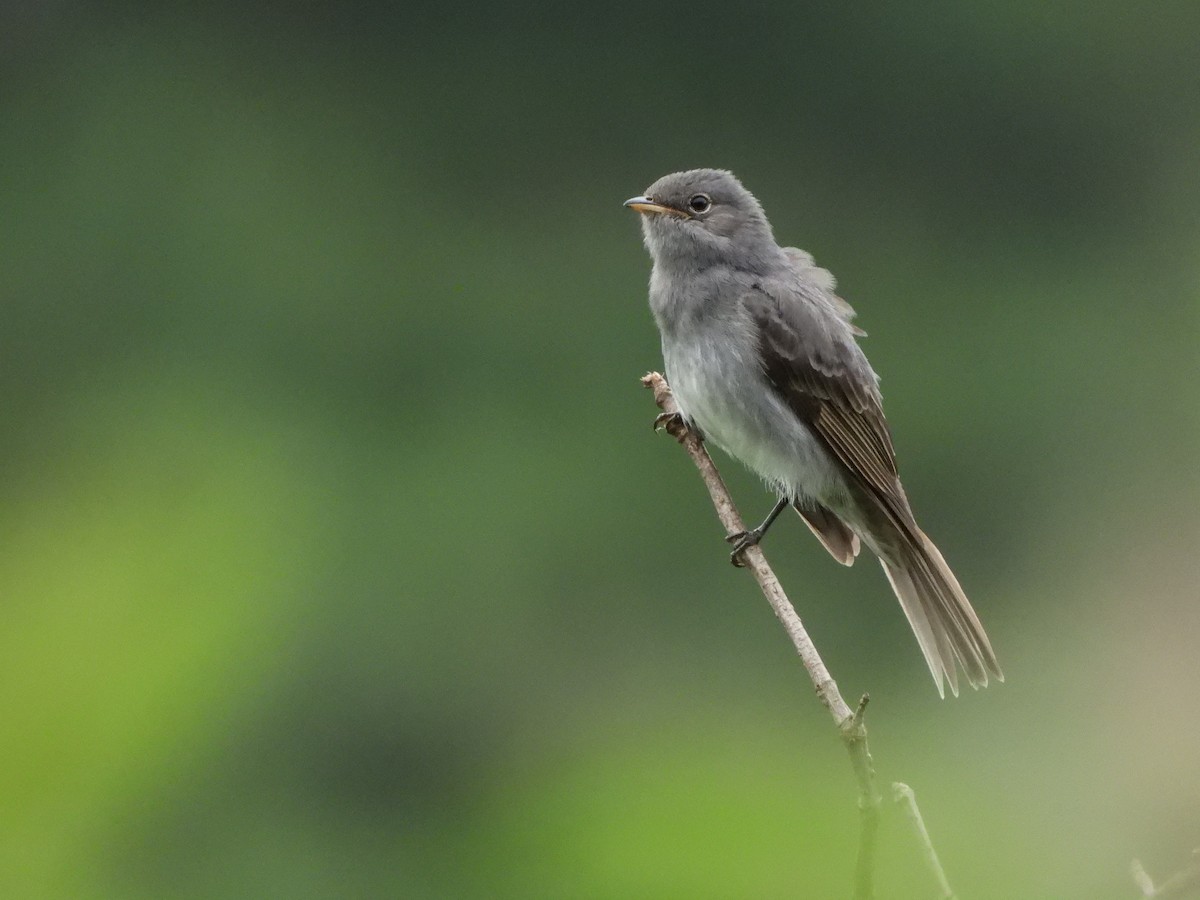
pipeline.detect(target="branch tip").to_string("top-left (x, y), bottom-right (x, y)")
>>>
top-left (853, 693), bottom-right (870, 726)
top-left (1131, 848), bottom-right (1200, 898)
top-left (1131, 859), bottom-right (1154, 896)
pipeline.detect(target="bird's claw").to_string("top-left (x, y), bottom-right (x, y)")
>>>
top-left (652, 411), bottom-right (689, 442)
top-left (724, 528), bottom-right (763, 567)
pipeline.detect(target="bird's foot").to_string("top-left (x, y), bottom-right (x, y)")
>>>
top-left (652, 411), bottom-right (690, 442)
top-left (724, 527), bottom-right (764, 567)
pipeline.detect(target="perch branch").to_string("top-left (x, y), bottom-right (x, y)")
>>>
top-left (642, 371), bottom-right (884, 898)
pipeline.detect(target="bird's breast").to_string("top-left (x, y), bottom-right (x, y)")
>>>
top-left (661, 324), bottom-right (846, 505)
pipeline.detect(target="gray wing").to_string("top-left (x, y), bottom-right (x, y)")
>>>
top-left (744, 274), bottom-right (908, 521)
top-left (781, 247), bottom-right (865, 335)
top-left (748, 272), bottom-right (1003, 695)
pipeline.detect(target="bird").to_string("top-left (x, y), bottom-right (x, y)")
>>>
top-left (625, 168), bottom-right (1001, 697)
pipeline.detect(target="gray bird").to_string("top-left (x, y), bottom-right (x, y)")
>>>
top-left (625, 168), bottom-right (1001, 697)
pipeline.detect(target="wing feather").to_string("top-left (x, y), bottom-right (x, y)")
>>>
top-left (746, 276), bottom-right (908, 521)
top-left (745, 267), bottom-right (1003, 692)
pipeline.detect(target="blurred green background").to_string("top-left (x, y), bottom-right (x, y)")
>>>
top-left (2, 2), bottom-right (1197, 897)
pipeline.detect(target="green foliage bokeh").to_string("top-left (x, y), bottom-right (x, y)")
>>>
top-left (1, 3), bottom-right (1197, 897)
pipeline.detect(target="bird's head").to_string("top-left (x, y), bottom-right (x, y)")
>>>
top-left (625, 169), bottom-right (781, 272)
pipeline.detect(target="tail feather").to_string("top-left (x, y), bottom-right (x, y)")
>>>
top-left (881, 560), bottom-right (958, 697)
top-left (794, 502), bottom-right (860, 567)
top-left (881, 529), bottom-right (1002, 698)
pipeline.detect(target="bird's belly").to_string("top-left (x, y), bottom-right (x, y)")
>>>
top-left (664, 338), bottom-right (846, 505)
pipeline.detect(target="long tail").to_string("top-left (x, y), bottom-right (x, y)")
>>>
top-left (880, 528), bottom-right (1003, 698)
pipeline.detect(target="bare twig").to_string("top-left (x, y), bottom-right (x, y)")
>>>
top-left (893, 782), bottom-right (956, 899)
top-left (1132, 850), bottom-right (1200, 898)
top-left (642, 371), bottom-right (884, 898)
top-left (1133, 859), bottom-right (1159, 896)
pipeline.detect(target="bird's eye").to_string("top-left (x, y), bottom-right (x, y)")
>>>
top-left (687, 193), bottom-right (711, 214)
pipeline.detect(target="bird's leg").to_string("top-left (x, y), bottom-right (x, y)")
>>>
top-left (726, 496), bottom-right (790, 567)
top-left (653, 411), bottom-right (696, 443)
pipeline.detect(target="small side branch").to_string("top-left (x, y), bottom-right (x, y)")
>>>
top-left (642, 372), bottom-right (883, 898)
top-left (1132, 850), bottom-right (1200, 898)
top-left (893, 782), bottom-right (956, 899)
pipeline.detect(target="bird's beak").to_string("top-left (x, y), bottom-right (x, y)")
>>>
top-left (623, 196), bottom-right (688, 218)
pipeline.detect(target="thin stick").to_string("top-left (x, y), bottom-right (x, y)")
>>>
top-left (1132, 859), bottom-right (1158, 897)
top-left (1132, 850), bottom-right (1200, 898)
top-left (642, 371), bottom-right (883, 899)
top-left (893, 782), bottom-right (956, 899)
